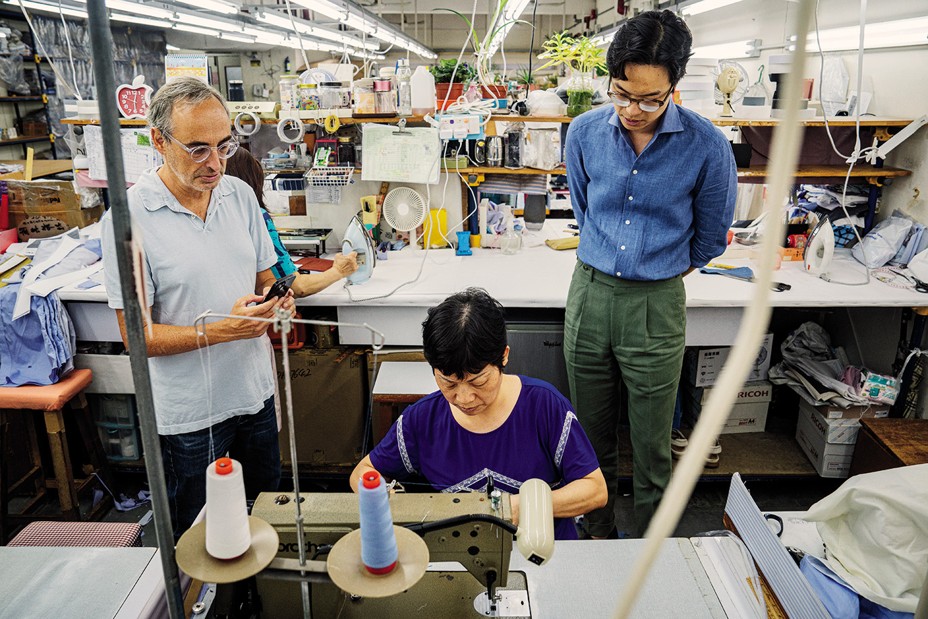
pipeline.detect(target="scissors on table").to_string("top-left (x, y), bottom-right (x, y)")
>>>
top-left (888, 267), bottom-right (928, 293)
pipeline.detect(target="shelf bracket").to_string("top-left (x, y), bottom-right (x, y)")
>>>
top-left (465, 172), bottom-right (484, 187)
top-left (865, 176), bottom-right (884, 187)
top-left (874, 127), bottom-right (893, 142)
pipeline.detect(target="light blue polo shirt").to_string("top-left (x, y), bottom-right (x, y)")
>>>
top-left (100, 169), bottom-right (277, 435)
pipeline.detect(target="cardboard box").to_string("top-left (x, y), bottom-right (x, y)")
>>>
top-left (7, 179), bottom-right (101, 213)
top-left (12, 205), bottom-right (104, 240)
top-left (275, 347), bottom-right (366, 467)
top-left (684, 380), bottom-right (772, 434)
top-left (799, 400), bottom-right (864, 445)
top-left (810, 399), bottom-right (890, 420)
top-left (795, 411), bottom-right (855, 478)
top-left (687, 333), bottom-right (773, 387)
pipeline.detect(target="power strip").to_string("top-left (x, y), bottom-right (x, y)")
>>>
top-left (435, 113), bottom-right (484, 141)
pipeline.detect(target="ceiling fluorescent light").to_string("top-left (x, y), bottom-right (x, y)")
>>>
top-left (255, 9), bottom-right (377, 50)
top-left (486, 0), bottom-right (531, 57)
top-left (174, 23), bottom-right (222, 36)
top-left (800, 16), bottom-right (928, 52)
top-left (290, 0), bottom-right (436, 58)
top-left (288, 0), bottom-right (343, 21)
top-left (174, 11), bottom-right (242, 31)
top-left (110, 12), bottom-right (171, 27)
top-left (680, 0), bottom-right (744, 16)
top-left (72, 0), bottom-right (174, 19)
top-left (166, 43), bottom-right (180, 50)
top-left (173, 0), bottom-right (238, 16)
top-left (7, 0), bottom-right (87, 18)
top-left (692, 39), bottom-right (760, 58)
top-left (219, 32), bottom-right (255, 43)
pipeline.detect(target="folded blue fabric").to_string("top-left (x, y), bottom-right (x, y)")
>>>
top-left (700, 266), bottom-right (755, 281)
top-left (800, 555), bottom-right (914, 619)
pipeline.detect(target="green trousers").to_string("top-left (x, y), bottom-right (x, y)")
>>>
top-left (564, 261), bottom-right (686, 537)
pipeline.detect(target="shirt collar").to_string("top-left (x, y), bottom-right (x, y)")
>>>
top-left (139, 168), bottom-right (234, 213)
top-left (607, 100), bottom-right (685, 136)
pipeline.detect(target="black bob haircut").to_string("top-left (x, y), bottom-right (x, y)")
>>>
top-left (606, 9), bottom-right (693, 86)
top-left (422, 288), bottom-right (508, 379)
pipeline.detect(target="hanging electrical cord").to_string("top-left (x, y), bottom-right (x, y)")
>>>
top-left (283, 0), bottom-right (311, 74)
top-left (17, 0), bottom-right (81, 100)
top-left (810, 0), bottom-right (871, 286)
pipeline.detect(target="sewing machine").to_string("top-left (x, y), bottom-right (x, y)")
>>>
top-left (250, 486), bottom-right (548, 618)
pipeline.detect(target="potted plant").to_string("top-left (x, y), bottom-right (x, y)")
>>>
top-left (537, 31), bottom-right (607, 117)
top-left (439, 1), bottom-right (532, 104)
top-left (431, 58), bottom-right (477, 110)
top-left (514, 66), bottom-right (538, 92)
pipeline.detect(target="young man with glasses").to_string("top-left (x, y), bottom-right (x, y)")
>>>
top-left (563, 10), bottom-right (737, 538)
top-left (100, 77), bottom-right (294, 537)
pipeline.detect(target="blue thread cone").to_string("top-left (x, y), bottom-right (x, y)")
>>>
top-left (358, 471), bottom-right (398, 574)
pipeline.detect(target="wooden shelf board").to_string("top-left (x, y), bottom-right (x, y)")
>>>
top-left (459, 166), bottom-right (566, 176)
top-left (0, 96), bottom-right (42, 102)
top-left (61, 117), bottom-right (148, 126)
top-left (0, 135), bottom-right (51, 146)
top-left (713, 117), bottom-right (914, 127)
top-left (737, 164), bottom-right (911, 178)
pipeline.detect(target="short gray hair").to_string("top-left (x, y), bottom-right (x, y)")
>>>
top-left (147, 77), bottom-right (226, 134)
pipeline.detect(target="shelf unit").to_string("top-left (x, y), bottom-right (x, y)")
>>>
top-left (0, 54), bottom-right (56, 158)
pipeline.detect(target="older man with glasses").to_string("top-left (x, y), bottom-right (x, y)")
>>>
top-left (563, 10), bottom-right (737, 539)
top-left (100, 77), bottom-right (294, 537)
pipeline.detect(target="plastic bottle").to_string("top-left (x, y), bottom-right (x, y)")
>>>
top-left (411, 65), bottom-right (436, 116)
top-left (500, 208), bottom-right (521, 255)
top-left (396, 59), bottom-right (413, 117)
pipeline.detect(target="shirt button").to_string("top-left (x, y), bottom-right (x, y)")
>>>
top-left (616, 272), bottom-right (622, 277)
top-left (620, 245), bottom-right (626, 250)
top-left (625, 220), bottom-right (631, 225)
top-left (628, 196), bottom-right (634, 201)
top-left (632, 169), bottom-right (638, 174)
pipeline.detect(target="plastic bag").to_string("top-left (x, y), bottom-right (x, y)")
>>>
top-left (523, 128), bottom-right (560, 170)
top-left (525, 89), bottom-right (566, 116)
top-left (851, 216), bottom-right (912, 268)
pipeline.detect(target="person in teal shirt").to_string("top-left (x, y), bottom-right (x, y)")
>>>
top-left (225, 148), bottom-right (358, 295)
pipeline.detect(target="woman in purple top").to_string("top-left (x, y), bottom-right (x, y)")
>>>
top-left (351, 288), bottom-right (607, 540)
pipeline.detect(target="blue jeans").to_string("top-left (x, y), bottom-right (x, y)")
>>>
top-left (160, 396), bottom-right (281, 538)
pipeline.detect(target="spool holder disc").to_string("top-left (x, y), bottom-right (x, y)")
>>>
top-left (326, 526), bottom-right (429, 598)
top-left (175, 515), bottom-right (279, 584)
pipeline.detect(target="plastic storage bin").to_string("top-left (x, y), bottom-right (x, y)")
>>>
top-left (97, 425), bottom-right (141, 461)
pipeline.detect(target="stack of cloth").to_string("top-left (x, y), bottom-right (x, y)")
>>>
top-left (0, 232), bottom-right (102, 386)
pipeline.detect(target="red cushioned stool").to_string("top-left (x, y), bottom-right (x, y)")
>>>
top-left (0, 369), bottom-right (110, 535)
top-left (8, 521), bottom-right (142, 547)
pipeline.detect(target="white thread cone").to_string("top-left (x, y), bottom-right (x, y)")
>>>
top-left (205, 457), bottom-right (250, 559)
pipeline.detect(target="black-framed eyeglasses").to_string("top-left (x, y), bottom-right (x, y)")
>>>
top-left (607, 84), bottom-right (675, 113)
top-left (161, 131), bottom-right (239, 164)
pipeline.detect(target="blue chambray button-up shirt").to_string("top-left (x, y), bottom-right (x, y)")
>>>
top-left (565, 101), bottom-right (737, 281)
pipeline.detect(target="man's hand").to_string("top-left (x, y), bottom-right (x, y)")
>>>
top-left (219, 294), bottom-right (280, 340)
top-left (333, 252), bottom-right (359, 277)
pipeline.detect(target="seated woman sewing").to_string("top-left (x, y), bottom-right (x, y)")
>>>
top-left (350, 288), bottom-right (607, 540)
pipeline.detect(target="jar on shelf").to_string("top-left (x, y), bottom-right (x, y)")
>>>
top-left (319, 81), bottom-right (349, 110)
top-left (278, 74), bottom-right (300, 111)
top-left (373, 78), bottom-right (396, 116)
top-left (337, 136), bottom-right (355, 167)
top-left (353, 79), bottom-right (377, 116)
top-left (298, 83), bottom-right (320, 111)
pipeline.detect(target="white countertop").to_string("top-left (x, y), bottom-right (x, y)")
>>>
top-left (57, 222), bottom-right (928, 310)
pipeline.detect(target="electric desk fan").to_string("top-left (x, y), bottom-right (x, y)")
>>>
top-left (713, 61), bottom-right (749, 117)
top-left (382, 187), bottom-right (428, 240)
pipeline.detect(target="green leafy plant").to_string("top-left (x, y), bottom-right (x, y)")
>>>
top-left (537, 32), bottom-right (607, 78)
top-left (430, 58), bottom-right (477, 84)
top-left (514, 66), bottom-right (535, 86)
top-left (438, 0), bottom-right (534, 88)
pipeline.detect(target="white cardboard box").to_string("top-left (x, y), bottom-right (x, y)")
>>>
top-left (799, 396), bottom-right (890, 420)
top-left (685, 381), bottom-right (772, 434)
top-left (799, 400), bottom-right (861, 445)
top-left (795, 411), bottom-right (855, 478)
top-left (688, 333), bottom-right (774, 387)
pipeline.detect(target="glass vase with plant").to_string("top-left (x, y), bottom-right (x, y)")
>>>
top-left (538, 32), bottom-right (607, 117)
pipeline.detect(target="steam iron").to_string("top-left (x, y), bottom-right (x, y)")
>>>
top-left (343, 214), bottom-right (375, 285)
top-left (804, 218), bottom-right (835, 277)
